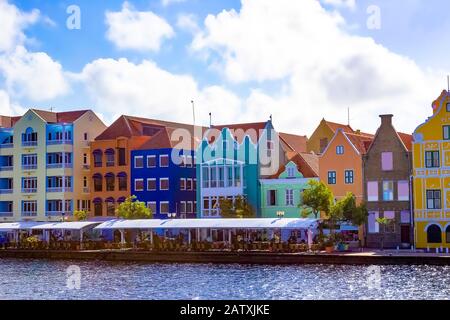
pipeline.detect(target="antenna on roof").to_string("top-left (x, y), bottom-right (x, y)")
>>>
top-left (191, 100), bottom-right (196, 126)
top-left (49, 107), bottom-right (53, 112)
top-left (347, 107), bottom-right (350, 126)
top-left (269, 114), bottom-right (272, 122)
top-left (209, 112), bottom-right (212, 128)
top-left (447, 75), bottom-right (449, 92)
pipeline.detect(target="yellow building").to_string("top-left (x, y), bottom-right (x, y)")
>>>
top-left (306, 118), bottom-right (354, 154)
top-left (413, 90), bottom-right (450, 249)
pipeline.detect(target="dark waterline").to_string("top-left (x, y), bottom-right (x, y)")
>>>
top-left (0, 258), bottom-right (448, 300)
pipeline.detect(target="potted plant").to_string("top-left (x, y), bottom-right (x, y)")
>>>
top-left (323, 236), bottom-right (335, 253)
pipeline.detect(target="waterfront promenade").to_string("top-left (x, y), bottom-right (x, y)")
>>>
top-left (1, 248), bottom-right (450, 265)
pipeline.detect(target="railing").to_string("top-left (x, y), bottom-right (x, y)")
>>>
top-left (0, 143), bottom-right (13, 149)
top-left (46, 187), bottom-right (72, 193)
top-left (83, 187), bottom-right (90, 193)
top-left (21, 188), bottom-right (37, 193)
top-left (106, 161), bottom-right (115, 167)
top-left (22, 164), bottom-right (37, 170)
top-left (0, 211), bottom-right (13, 217)
top-left (0, 189), bottom-right (13, 194)
top-left (22, 141), bottom-right (37, 147)
top-left (21, 211), bottom-right (37, 217)
top-left (46, 163), bottom-right (72, 169)
top-left (94, 162), bottom-right (102, 168)
top-left (0, 166), bottom-right (13, 171)
top-left (45, 211), bottom-right (73, 217)
top-left (82, 164), bottom-right (90, 170)
top-left (47, 139), bottom-right (72, 145)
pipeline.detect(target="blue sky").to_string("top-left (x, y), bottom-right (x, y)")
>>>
top-left (1, 0), bottom-right (449, 134)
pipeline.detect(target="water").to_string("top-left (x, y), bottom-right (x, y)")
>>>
top-left (0, 258), bottom-right (448, 300)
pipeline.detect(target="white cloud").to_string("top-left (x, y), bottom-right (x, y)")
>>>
top-left (0, 89), bottom-right (25, 116)
top-left (0, 46), bottom-right (69, 101)
top-left (177, 13), bottom-right (200, 34)
top-left (77, 58), bottom-right (242, 125)
top-left (105, 1), bottom-right (174, 52)
top-left (321, 0), bottom-right (356, 10)
top-left (0, 0), bottom-right (39, 52)
top-left (189, 0), bottom-right (444, 134)
top-left (162, 0), bottom-right (187, 7)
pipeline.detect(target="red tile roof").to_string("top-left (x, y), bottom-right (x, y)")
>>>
top-left (0, 115), bottom-right (21, 128)
top-left (271, 151), bottom-right (319, 178)
top-left (32, 109), bottom-right (90, 123)
top-left (324, 120), bottom-right (354, 133)
top-left (345, 132), bottom-right (374, 154)
top-left (138, 127), bottom-right (201, 151)
top-left (279, 132), bottom-right (308, 153)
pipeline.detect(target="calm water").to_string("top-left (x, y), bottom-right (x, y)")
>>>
top-left (0, 258), bottom-right (448, 300)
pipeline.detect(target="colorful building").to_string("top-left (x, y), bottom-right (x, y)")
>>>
top-left (413, 90), bottom-right (450, 249)
top-left (90, 115), bottom-right (204, 218)
top-left (0, 109), bottom-right (106, 222)
top-left (319, 128), bottom-right (373, 203)
top-left (363, 114), bottom-right (413, 248)
top-left (131, 127), bottom-right (198, 219)
top-left (260, 151), bottom-right (319, 218)
top-left (307, 118), bottom-right (354, 154)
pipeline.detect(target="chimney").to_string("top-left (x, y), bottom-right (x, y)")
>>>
top-left (379, 114), bottom-right (393, 126)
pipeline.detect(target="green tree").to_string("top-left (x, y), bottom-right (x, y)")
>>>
top-left (300, 180), bottom-right (333, 219)
top-left (376, 217), bottom-right (391, 250)
top-left (74, 210), bottom-right (88, 221)
top-left (218, 196), bottom-right (255, 218)
top-left (116, 195), bottom-right (153, 219)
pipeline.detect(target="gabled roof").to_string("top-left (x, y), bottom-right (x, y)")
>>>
top-left (137, 127), bottom-right (201, 151)
top-left (397, 132), bottom-right (413, 151)
top-left (344, 132), bottom-right (373, 155)
top-left (32, 109), bottom-right (90, 123)
top-left (323, 119), bottom-right (354, 133)
top-left (279, 132), bottom-right (308, 153)
top-left (0, 115), bottom-right (21, 128)
top-left (208, 121), bottom-right (269, 144)
top-left (271, 151), bottom-right (319, 178)
top-left (95, 115), bottom-right (206, 141)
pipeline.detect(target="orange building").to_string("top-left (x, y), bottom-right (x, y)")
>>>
top-left (89, 115), bottom-right (203, 218)
top-left (319, 129), bottom-right (373, 203)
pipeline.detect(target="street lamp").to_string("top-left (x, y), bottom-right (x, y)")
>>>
top-left (276, 211), bottom-right (285, 218)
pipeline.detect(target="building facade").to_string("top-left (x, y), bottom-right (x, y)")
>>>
top-left (131, 128), bottom-right (197, 219)
top-left (363, 114), bottom-right (413, 248)
top-left (0, 109), bottom-right (106, 222)
top-left (307, 118), bottom-right (354, 154)
top-left (413, 90), bottom-right (450, 249)
top-left (260, 152), bottom-right (319, 218)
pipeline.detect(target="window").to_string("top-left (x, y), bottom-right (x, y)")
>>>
top-left (22, 177), bottom-right (37, 192)
top-left (384, 211), bottom-right (396, 233)
top-left (105, 175), bottom-right (115, 191)
top-left (160, 202), bottom-right (169, 215)
top-left (84, 133), bottom-right (88, 141)
top-left (426, 190), bottom-right (441, 209)
top-left (22, 200), bottom-right (37, 216)
top-left (446, 226), bottom-right (450, 244)
top-left (336, 145), bottom-right (344, 155)
top-left (83, 176), bottom-right (88, 188)
top-left (93, 176), bottom-right (102, 192)
top-left (381, 152), bottom-right (393, 171)
top-left (22, 154), bottom-right (37, 170)
top-left (147, 202), bottom-right (156, 214)
top-left (180, 178), bottom-right (186, 190)
top-left (147, 179), bottom-right (156, 191)
top-left (134, 156), bottom-right (143, 168)
top-left (147, 155), bottom-right (156, 168)
top-left (83, 153), bottom-right (88, 165)
top-left (425, 151), bottom-right (440, 168)
top-left (287, 167), bottom-right (295, 178)
top-left (106, 202), bottom-right (115, 216)
top-left (382, 181), bottom-right (394, 201)
top-left (93, 151), bottom-right (102, 167)
top-left (327, 171), bottom-right (336, 185)
top-left (367, 181), bottom-right (378, 201)
top-left (106, 152), bottom-right (115, 167)
top-left (180, 201), bottom-right (186, 214)
top-left (160, 178), bottom-right (169, 190)
top-left (344, 170), bottom-right (354, 184)
top-left (400, 211), bottom-right (410, 224)
top-left (267, 190), bottom-right (277, 206)
top-left (118, 176), bottom-right (127, 191)
top-left (134, 179), bottom-right (144, 192)
top-left (285, 189), bottom-right (294, 206)
top-left (444, 126), bottom-right (450, 140)
top-left (368, 212), bottom-right (379, 233)
top-left (94, 203), bottom-right (102, 216)
top-left (427, 225), bottom-right (442, 244)
top-left (187, 178), bottom-right (193, 190)
top-left (187, 201), bottom-right (193, 213)
top-left (160, 155), bottom-right (169, 167)
top-left (118, 148), bottom-right (126, 166)
top-left (398, 181), bottom-right (409, 201)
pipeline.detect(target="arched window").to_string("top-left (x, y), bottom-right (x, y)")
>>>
top-left (93, 173), bottom-right (102, 192)
top-left (105, 173), bottom-right (115, 191)
top-left (93, 197), bottom-right (102, 217)
top-left (427, 224), bottom-right (442, 244)
top-left (22, 127), bottom-right (37, 146)
top-left (105, 197), bottom-right (115, 216)
top-left (105, 148), bottom-right (115, 167)
top-left (117, 172), bottom-right (127, 191)
top-left (93, 149), bottom-right (103, 167)
top-left (446, 226), bottom-right (450, 244)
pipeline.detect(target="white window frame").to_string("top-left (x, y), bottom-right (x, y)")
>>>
top-left (180, 178), bottom-right (186, 190)
top-left (146, 155), bottom-right (156, 168)
top-left (285, 189), bottom-right (294, 206)
top-left (134, 178), bottom-right (144, 191)
top-left (160, 201), bottom-right (169, 215)
top-left (187, 201), bottom-right (193, 213)
top-left (160, 178), bottom-right (169, 191)
top-left (180, 201), bottom-right (186, 214)
top-left (147, 201), bottom-right (156, 213)
top-left (187, 178), bottom-right (193, 190)
top-left (147, 178), bottom-right (156, 191)
top-left (159, 154), bottom-right (169, 168)
top-left (134, 156), bottom-right (144, 169)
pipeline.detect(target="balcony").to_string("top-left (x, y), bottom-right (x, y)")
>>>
top-left (0, 189), bottom-right (13, 194)
top-left (106, 161), bottom-right (115, 167)
top-left (83, 187), bottom-right (90, 193)
top-left (82, 164), bottom-right (90, 170)
top-left (47, 163), bottom-right (63, 169)
top-left (21, 211), bottom-right (37, 217)
top-left (0, 143), bottom-right (13, 149)
top-left (0, 211), bottom-right (13, 217)
top-left (47, 139), bottom-right (72, 145)
top-left (22, 188), bottom-right (37, 194)
top-left (22, 141), bottom-right (37, 147)
top-left (46, 211), bottom-right (73, 217)
top-left (0, 166), bottom-right (13, 171)
top-left (22, 164), bottom-right (37, 171)
top-left (46, 187), bottom-right (72, 193)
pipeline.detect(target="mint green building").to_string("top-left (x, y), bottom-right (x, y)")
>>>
top-left (260, 156), bottom-right (318, 218)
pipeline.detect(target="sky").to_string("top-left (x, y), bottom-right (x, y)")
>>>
top-left (0, 0), bottom-right (449, 136)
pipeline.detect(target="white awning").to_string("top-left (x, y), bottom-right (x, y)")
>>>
top-left (94, 218), bottom-right (319, 230)
top-left (29, 221), bottom-right (101, 231)
top-left (0, 221), bottom-right (47, 231)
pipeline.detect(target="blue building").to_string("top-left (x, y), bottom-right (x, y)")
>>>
top-left (131, 128), bottom-right (197, 219)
